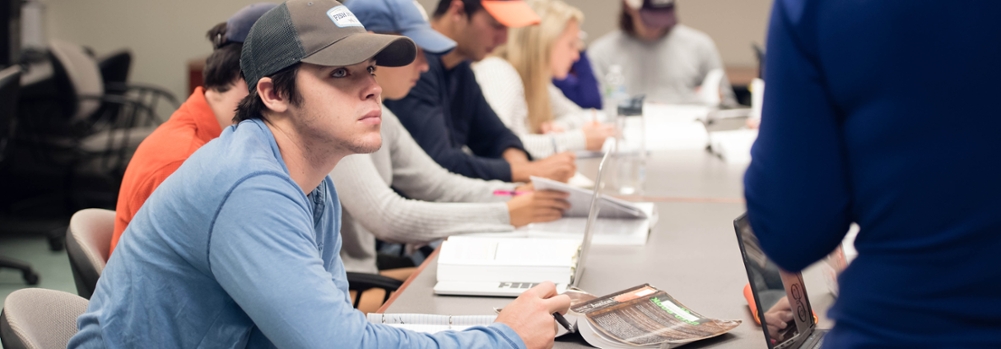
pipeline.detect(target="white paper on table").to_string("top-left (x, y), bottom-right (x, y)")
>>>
top-left (707, 129), bottom-right (758, 164)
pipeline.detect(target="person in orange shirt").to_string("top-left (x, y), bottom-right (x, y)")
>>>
top-left (109, 3), bottom-right (276, 254)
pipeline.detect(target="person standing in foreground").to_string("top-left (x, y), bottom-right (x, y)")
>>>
top-left (109, 3), bottom-right (275, 255)
top-left (385, 0), bottom-right (577, 183)
top-left (69, 1), bottom-right (569, 348)
top-left (745, 1), bottom-right (1001, 347)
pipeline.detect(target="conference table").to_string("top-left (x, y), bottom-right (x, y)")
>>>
top-left (378, 137), bottom-right (836, 348)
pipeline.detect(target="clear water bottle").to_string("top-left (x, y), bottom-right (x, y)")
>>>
top-left (603, 65), bottom-right (628, 122)
top-left (613, 96), bottom-right (646, 196)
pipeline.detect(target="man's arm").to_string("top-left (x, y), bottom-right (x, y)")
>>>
top-left (698, 35), bottom-right (739, 107)
top-left (111, 160), bottom-right (184, 255)
top-left (744, 0), bottom-right (852, 273)
top-left (383, 112), bottom-right (515, 203)
top-left (208, 175), bottom-right (525, 348)
top-left (331, 154), bottom-right (513, 245)
top-left (385, 66), bottom-right (516, 182)
top-left (464, 68), bottom-right (530, 160)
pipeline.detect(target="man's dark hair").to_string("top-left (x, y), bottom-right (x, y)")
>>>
top-left (432, 0), bottom-right (484, 19)
top-left (233, 63), bottom-right (302, 123)
top-left (619, 5), bottom-right (637, 36)
top-left (204, 22), bottom-right (244, 93)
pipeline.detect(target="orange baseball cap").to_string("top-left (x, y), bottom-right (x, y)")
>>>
top-left (481, 0), bottom-right (540, 28)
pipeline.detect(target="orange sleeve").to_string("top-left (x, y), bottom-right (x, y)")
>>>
top-left (109, 160), bottom-right (185, 255)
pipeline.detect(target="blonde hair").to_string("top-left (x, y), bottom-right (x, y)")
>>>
top-left (494, 0), bottom-right (583, 134)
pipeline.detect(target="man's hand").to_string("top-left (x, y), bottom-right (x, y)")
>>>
top-left (506, 190), bottom-right (570, 227)
top-left (764, 296), bottom-right (793, 340)
top-left (581, 121), bottom-right (616, 151)
top-left (495, 282), bottom-right (571, 349)
top-left (510, 152), bottom-right (576, 183)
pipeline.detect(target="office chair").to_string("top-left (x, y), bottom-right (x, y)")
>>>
top-left (346, 272), bottom-right (404, 310)
top-left (98, 49), bottom-right (178, 128)
top-left (0, 65), bottom-right (41, 285)
top-left (0, 288), bottom-right (89, 349)
top-left (12, 40), bottom-right (171, 213)
top-left (65, 208), bottom-right (114, 299)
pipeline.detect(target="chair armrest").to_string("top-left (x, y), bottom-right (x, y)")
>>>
top-left (346, 272), bottom-right (403, 292)
top-left (346, 272), bottom-right (404, 309)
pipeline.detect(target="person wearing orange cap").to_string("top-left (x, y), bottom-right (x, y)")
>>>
top-left (385, 0), bottom-right (578, 185)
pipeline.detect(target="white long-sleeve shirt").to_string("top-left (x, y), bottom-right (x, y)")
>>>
top-left (473, 56), bottom-right (592, 158)
top-left (330, 108), bottom-right (516, 273)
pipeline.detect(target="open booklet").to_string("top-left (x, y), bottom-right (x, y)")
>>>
top-left (531, 176), bottom-right (648, 219)
top-left (369, 284), bottom-right (740, 348)
top-left (467, 202), bottom-right (656, 246)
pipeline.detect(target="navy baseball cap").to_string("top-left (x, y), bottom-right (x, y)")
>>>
top-left (344, 0), bottom-right (456, 54)
top-left (226, 3), bottom-right (279, 44)
top-left (626, 0), bottom-right (677, 29)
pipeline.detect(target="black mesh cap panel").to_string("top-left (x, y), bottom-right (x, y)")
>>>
top-left (240, 3), bottom-right (306, 91)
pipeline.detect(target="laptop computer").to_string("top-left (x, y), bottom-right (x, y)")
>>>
top-left (432, 151), bottom-right (610, 297)
top-left (734, 214), bottom-right (828, 349)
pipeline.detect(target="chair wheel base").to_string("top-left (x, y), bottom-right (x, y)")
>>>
top-left (23, 270), bottom-right (40, 285)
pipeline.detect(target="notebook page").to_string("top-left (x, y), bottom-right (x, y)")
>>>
top-left (367, 313), bottom-right (496, 334)
top-left (531, 176), bottom-right (645, 218)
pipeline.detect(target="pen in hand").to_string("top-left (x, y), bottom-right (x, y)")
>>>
top-left (495, 307), bottom-right (575, 334)
top-left (493, 189), bottom-right (532, 196)
top-left (553, 312), bottom-right (575, 334)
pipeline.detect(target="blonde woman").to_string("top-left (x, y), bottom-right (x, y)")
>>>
top-left (473, 0), bottom-right (615, 159)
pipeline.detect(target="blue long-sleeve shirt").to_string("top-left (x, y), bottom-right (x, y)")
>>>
top-left (385, 53), bottom-right (527, 182)
top-left (69, 119), bottom-right (525, 349)
top-left (552, 50), bottom-right (602, 109)
top-left (744, 1), bottom-right (1001, 348)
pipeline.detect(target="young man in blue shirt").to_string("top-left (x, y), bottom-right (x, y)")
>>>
top-left (384, 0), bottom-right (577, 183)
top-left (69, 1), bottom-right (569, 348)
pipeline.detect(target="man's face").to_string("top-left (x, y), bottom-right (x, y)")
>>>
top-left (288, 60), bottom-right (384, 155)
top-left (454, 9), bottom-right (508, 62)
top-left (375, 47), bottom-right (429, 100)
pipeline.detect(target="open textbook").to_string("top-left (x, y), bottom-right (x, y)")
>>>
top-left (468, 202), bottom-right (657, 246)
top-left (369, 284), bottom-right (740, 348)
top-left (434, 236), bottom-right (582, 296)
top-left (531, 176), bottom-right (649, 219)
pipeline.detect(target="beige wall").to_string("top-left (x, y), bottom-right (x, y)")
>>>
top-left (45, 0), bottom-right (771, 100)
top-left (415, 0), bottom-right (773, 67)
top-left (46, 0), bottom-right (263, 100)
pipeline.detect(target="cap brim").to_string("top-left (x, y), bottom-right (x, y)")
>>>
top-left (301, 32), bottom-right (417, 68)
top-left (481, 1), bottom-right (540, 28)
top-left (400, 27), bottom-right (456, 54)
top-left (639, 8), bottom-right (677, 29)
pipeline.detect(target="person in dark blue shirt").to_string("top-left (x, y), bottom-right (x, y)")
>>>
top-left (384, 0), bottom-right (576, 183)
top-left (745, 1), bottom-right (1001, 347)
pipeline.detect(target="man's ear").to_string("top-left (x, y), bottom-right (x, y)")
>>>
top-left (257, 77), bottom-right (290, 114)
top-left (449, 0), bottom-right (466, 21)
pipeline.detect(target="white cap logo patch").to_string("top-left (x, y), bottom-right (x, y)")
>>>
top-left (327, 6), bottom-right (362, 27)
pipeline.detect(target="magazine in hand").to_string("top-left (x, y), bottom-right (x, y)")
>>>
top-left (567, 284), bottom-right (741, 348)
top-left (371, 284), bottom-right (740, 349)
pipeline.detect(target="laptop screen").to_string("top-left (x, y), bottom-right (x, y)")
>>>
top-left (571, 151), bottom-right (610, 287)
top-left (734, 214), bottom-right (810, 349)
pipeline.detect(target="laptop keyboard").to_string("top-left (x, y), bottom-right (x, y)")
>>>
top-left (498, 282), bottom-right (539, 289)
top-left (804, 330), bottom-right (826, 349)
